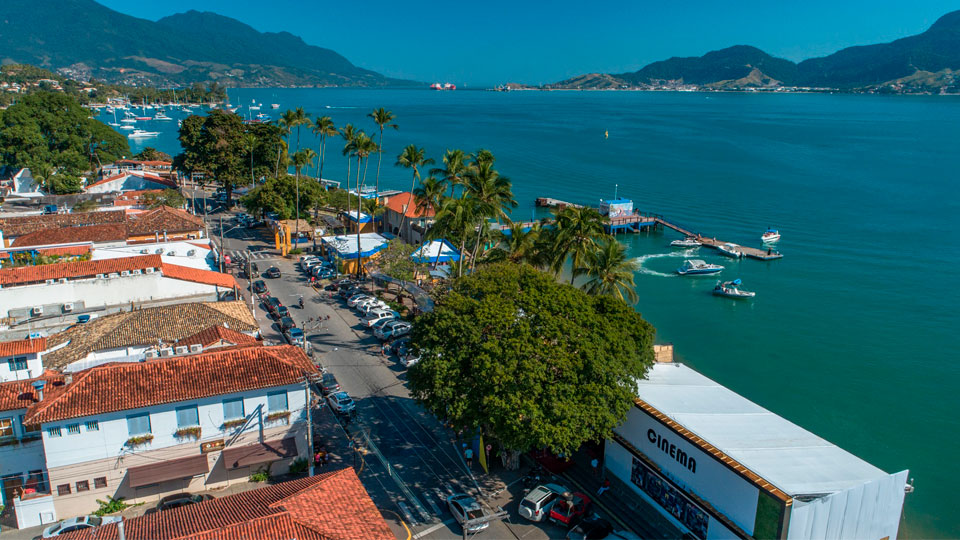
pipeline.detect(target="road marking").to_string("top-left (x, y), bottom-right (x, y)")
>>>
top-left (423, 491), bottom-right (442, 517)
top-left (412, 518), bottom-right (455, 539)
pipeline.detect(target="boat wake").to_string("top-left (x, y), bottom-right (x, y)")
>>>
top-left (633, 248), bottom-right (700, 277)
top-left (324, 105), bottom-right (358, 109)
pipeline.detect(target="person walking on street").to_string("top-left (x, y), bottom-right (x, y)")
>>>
top-left (597, 478), bottom-right (611, 496)
top-left (591, 457), bottom-right (600, 477)
top-left (464, 447), bottom-right (474, 468)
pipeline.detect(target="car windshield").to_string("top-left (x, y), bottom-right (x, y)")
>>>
top-left (466, 508), bottom-right (485, 519)
top-left (87, 516), bottom-right (103, 526)
top-left (47, 523), bottom-right (63, 533)
top-left (520, 499), bottom-right (536, 511)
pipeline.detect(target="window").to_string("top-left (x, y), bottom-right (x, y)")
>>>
top-left (66, 424), bottom-right (80, 435)
top-left (21, 416), bottom-right (41, 437)
top-left (47, 426), bottom-right (62, 438)
top-left (7, 357), bottom-right (28, 371)
top-left (76, 480), bottom-right (89, 492)
top-left (57, 484), bottom-right (71, 496)
top-left (267, 391), bottom-right (288, 412)
top-left (0, 418), bottom-right (12, 438)
top-left (126, 413), bottom-right (151, 436)
top-left (93, 477), bottom-right (107, 489)
top-left (85, 421), bottom-right (99, 432)
top-left (222, 398), bottom-right (244, 420)
top-left (176, 405), bottom-right (199, 428)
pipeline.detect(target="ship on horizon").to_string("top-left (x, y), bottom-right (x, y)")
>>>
top-left (430, 82), bottom-right (457, 90)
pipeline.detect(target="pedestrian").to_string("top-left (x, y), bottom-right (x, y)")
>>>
top-left (314, 451), bottom-right (322, 467)
top-left (590, 458), bottom-right (600, 477)
top-left (597, 479), bottom-right (611, 496)
top-left (464, 447), bottom-right (474, 468)
top-left (317, 447), bottom-right (328, 466)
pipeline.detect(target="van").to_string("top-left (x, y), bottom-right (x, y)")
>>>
top-left (519, 484), bottom-right (568, 522)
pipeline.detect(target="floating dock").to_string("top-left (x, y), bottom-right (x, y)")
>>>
top-left (653, 218), bottom-right (783, 260)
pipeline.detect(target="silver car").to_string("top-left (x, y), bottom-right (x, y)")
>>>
top-left (43, 515), bottom-right (120, 537)
top-left (447, 493), bottom-right (491, 533)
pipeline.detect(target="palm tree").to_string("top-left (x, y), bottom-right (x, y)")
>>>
top-left (311, 116), bottom-right (337, 181)
top-left (368, 108), bottom-right (397, 197)
top-left (289, 107), bottom-right (310, 153)
top-left (429, 196), bottom-right (476, 277)
top-left (394, 145), bottom-right (435, 240)
top-left (551, 206), bottom-right (608, 284)
top-left (430, 149), bottom-right (470, 198)
top-left (485, 222), bottom-right (541, 265)
top-left (274, 112), bottom-right (295, 177)
top-left (574, 237), bottom-right (640, 303)
top-left (33, 162), bottom-right (55, 192)
top-left (351, 132), bottom-right (379, 278)
top-left (463, 153), bottom-right (517, 271)
top-left (339, 124), bottom-right (357, 224)
top-left (412, 175), bottom-right (447, 266)
top-left (292, 148), bottom-right (316, 240)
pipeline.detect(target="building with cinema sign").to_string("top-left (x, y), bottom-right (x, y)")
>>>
top-left (604, 363), bottom-right (909, 540)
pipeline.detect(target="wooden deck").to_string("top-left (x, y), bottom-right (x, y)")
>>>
top-left (655, 218), bottom-right (783, 260)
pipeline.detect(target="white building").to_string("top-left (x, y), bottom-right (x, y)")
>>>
top-left (605, 363), bottom-right (908, 540)
top-left (0, 337), bottom-right (47, 382)
top-left (85, 171), bottom-right (177, 194)
top-left (91, 240), bottom-right (218, 271)
top-left (4, 345), bottom-right (317, 528)
top-left (0, 254), bottom-right (238, 322)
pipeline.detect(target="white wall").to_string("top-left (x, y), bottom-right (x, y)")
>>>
top-left (86, 176), bottom-right (171, 194)
top-left (40, 384), bottom-right (306, 469)
top-left (0, 352), bottom-right (43, 382)
top-left (13, 492), bottom-right (57, 528)
top-left (0, 408), bottom-right (46, 477)
top-left (0, 273), bottom-right (221, 318)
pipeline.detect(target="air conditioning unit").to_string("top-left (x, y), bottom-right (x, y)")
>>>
top-left (120, 270), bottom-right (130, 277)
top-left (145, 268), bottom-right (155, 274)
top-left (188, 344), bottom-right (203, 354)
top-left (45, 279), bottom-right (56, 285)
top-left (187, 250), bottom-right (196, 257)
top-left (59, 278), bottom-right (68, 284)
top-left (144, 350), bottom-right (159, 359)
top-left (32, 306), bottom-right (43, 316)
top-left (62, 303), bottom-right (74, 313)
top-left (159, 348), bottom-right (174, 357)
top-left (155, 248), bottom-right (164, 254)
top-left (108, 273), bottom-right (119, 279)
top-left (167, 251), bottom-right (176, 257)
top-left (131, 269), bottom-right (142, 275)
top-left (96, 274), bottom-right (105, 279)
top-left (140, 249), bottom-right (149, 254)
top-left (174, 346), bottom-right (188, 355)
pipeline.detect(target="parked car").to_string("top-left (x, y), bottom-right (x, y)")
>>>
top-left (265, 266), bottom-right (282, 278)
top-left (157, 493), bottom-right (214, 512)
top-left (399, 350), bottom-right (421, 368)
top-left (371, 317), bottom-right (399, 333)
top-left (275, 305), bottom-right (290, 320)
top-left (363, 309), bottom-right (398, 328)
top-left (332, 278), bottom-right (355, 289)
top-left (375, 320), bottom-right (412, 340)
top-left (316, 268), bottom-right (337, 280)
top-left (566, 517), bottom-right (614, 540)
top-left (519, 484), bottom-right (568, 522)
top-left (264, 297), bottom-right (282, 315)
top-left (252, 280), bottom-right (268, 294)
top-left (284, 327), bottom-right (305, 346)
top-left (347, 294), bottom-right (373, 308)
top-left (302, 259), bottom-right (321, 270)
top-left (326, 391), bottom-right (355, 414)
top-left (548, 492), bottom-right (591, 527)
top-left (339, 286), bottom-right (363, 299)
top-left (389, 338), bottom-right (410, 355)
top-left (280, 316), bottom-right (296, 330)
top-left (318, 372), bottom-right (340, 395)
top-left (356, 298), bottom-right (388, 314)
top-left (447, 493), bottom-right (491, 533)
top-left (248, 262), bottom-right (260, 278)
top-left (42, 516), bottom-right (120, 538)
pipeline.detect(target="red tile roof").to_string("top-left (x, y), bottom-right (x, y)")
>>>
top-left (126, 206), bottom-right (204, 236)
top-left (12, 223), bottom-right (128, 247)
top-left (161, 263), bottom-right (239, 289)
top-left (0, 210), bottom-right (126, 238)
top-left (0, 372), bottom-right (63, 412)
top-left (0, 254), bottom-right (161, 286)
top-left (23, 345), bottom-right (317, 424)
top-left (86, 172), bottom-right (177, 190)
top-left (36, 245), bottom-right (92, 257)
top-left (59, 469), bottom-right (392, 540)
top-left (0, 337), bottom-right (47, 357)
top-left (117, 159), bottom-right (172, 167)
top-left (176, 325), bottom-right (259, 348)
top-left (384, 192), bottom-right (435, 218)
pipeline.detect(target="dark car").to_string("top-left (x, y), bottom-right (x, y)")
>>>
top-left (247, 262), bottom-right (260, 278)
top-left (316, 268), bottom-right (337, 280)
top-left (280, 316), bottom-right (296, 330)
top-left (318, 372), bottom-right (340, 395)
top-left (252, 280), bottom-right (267, 294)
top-left (275, 305), bottom-right (290, 320)
top-left (265, 266), bottom-right (281, 278)
top-left (566, 517), bottom-right (613, 540)
top-left (156, 493), bottom-right (214, 513)
top-left (264, 296), bottom-right (282, 314)
top-left (339, 286), bottom-right (362, 299)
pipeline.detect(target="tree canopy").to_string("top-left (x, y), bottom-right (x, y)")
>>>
top-left (133, 147), bottom-right (172, 162)
top-left (0, 91), bottom-right (129, 193)
top-left (407, 263), bottom-right (655, 463)
top-left (240, 174), bottom-right (326, 220)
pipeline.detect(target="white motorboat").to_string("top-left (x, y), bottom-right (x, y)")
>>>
top-left (119, 125), bottom-right (135, 130)
top-left (713, 279), bottom-right (756, 299)
top-left (271, 103), bottom-right (280, 109)
top-left (716, 243), bottom-right (743, 258)
top-left (127, 129), bottom-right (159, 138)
top-left (670, 236), bottom-right (702, 248)
top-left (761, 229), bottom-right (781, 243)
top-left (153, 111), bottom-right (172, 121)
top-left (676, 259), bottom-right (724, 276)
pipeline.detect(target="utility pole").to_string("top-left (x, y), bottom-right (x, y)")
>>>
top-left (304, 374), bottom-right (314, 477)
top-left (219, 214), bottom-right (225, 273)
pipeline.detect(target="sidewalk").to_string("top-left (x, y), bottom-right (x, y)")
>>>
top-left (560, 447), bottom-right (681, 539)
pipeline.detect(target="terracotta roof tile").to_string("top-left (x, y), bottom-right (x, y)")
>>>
top-left (86, 172), bottom-right (177, 190)
top-left (35, 245), bottom-right (92, 257)
top-left (126, 206), bottom-right (204, 236)
top-left (0, 372), bottom-right (63, 412)
top-left (0, 337), bottom-right (47, 357)
top-left (43, 301), bottom-right (258, 369)
top-left (176, 325), bottom-right (259, 349)
top-left (0, 210), bottom-right (126, 238)
top-left (24, 345), bottom-right (317, 424)
top-left (161, 263), bottom-right (238, 289)
top-left (0, 254), bottom-right (161, 286)
top-left (59, 469), bottom-right (390, 540)
top-left (12, 223), bottom-right (128, 247)
top-left (385, 192), bottom-right (435, 218)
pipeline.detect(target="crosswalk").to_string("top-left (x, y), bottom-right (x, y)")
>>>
top-left (225, 249), bottom-right (276, 261)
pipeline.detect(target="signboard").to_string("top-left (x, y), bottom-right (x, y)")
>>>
top-left (200, 439), bottom-right (225, 454)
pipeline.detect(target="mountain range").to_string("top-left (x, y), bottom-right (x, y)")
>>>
top-left (0, 0), bottom-right (411, 87)
top-left (547, 11), bottom-right (960, 92)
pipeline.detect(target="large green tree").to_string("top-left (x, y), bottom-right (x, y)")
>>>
top-left (574, 237), bottom-right (641, 304)
top-left (408, 263), bottom-right (655, 468)
top-left (240, 174), bottom-right (326, 220)
top-left (368, 107), bottom-right (397, 196)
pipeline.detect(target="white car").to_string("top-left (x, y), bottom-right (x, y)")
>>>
top-left (399, 350), bottom-right (421, 368)
top-left (356, 299), bottom-right (388, 315)
top-left (370, 317), bottom-right (398, 332)
top-left (363, 310), bottom-right (398, 328)
top-left (326, 391), bottom-right (356, 414)
top-left (375, 320), bottom-right (413, 340)
top-left (519, 483), bottom-right (568, 522)
top-left (43, 515), bottom-right (120, 537)
top-left (447, 493), bottom-right (491, 533)
top-left (346, 294), bottom-right (372, 307)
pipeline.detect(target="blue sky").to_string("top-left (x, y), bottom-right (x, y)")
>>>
top-left (99, 0), bottom-right (959, 86)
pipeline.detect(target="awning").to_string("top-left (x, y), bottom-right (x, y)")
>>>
top-left (128, 454), bottom-right (209, 488)
top-left (222, 437), bottom-right (299, 470)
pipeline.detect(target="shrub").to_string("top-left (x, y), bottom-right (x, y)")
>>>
top-left (288, 248), bottom-right (304, 255)
top-left (288, 457), bottom-right (309, 475)
top-left (222, 419), bottom-right (245, 430)
top-left (124, 434), bottom-right (154, 448)
top-left (174, 426), bottom-right (202, 440)
top-left (94, 496), bottom-right (129, 516)
top-left (249, 464), bottom-right (271, 483)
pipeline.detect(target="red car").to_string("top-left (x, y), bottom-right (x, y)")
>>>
top-left (548, 491), bottom-right (591, 527)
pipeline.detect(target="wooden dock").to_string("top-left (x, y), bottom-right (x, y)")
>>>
top-left (653, 218), bottom-right (783, 260)
top-left (535, 197), bottom-right (582, 209)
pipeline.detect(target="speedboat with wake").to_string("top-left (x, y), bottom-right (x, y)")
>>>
top-left (670, 236), bottom-right (702, 248)
top-left (761, 229), bottom-right (781, 243)
top-left (676, 259), bottom-right (724, 275)
top-left (127, 129), bottom-right (159, 138)
top-left (716, 243), bottom-right (743, 258)
top-left (713, 279), bottom-right (755, 299)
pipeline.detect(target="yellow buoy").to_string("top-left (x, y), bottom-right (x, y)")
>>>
top-left (604, 130), bottom-right (609, 139)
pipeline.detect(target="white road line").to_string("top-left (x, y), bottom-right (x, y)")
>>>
top-left (412, 519), bottom-right (455, 539)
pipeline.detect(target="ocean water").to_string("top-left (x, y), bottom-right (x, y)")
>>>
top-left (108, 89), bottom-right (960, 537)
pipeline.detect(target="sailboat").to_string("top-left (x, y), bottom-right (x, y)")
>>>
top-left (108, 109), bottom-right (120, 127)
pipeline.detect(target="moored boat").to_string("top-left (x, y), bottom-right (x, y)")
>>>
top-left (676, 259), bottom-right (724, 276)
top-left (716, 243), bottom-right (743, 258)
top-left (761, 229), bottom-right (781, 243)
top-left (670, 236), bottom-right (702, 248)
top-left (713, 279), bottom-right (756, 299)
top-left (153, 111), bottom-right (172, 121)
top-left (127, 129), bottom-right (159, 138)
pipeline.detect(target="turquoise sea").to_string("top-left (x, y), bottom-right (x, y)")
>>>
top-left (109, 89), bottom-right (960, 538)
